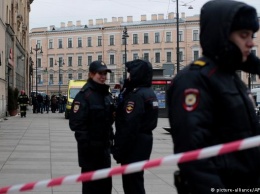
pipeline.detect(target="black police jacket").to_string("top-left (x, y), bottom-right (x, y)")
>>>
top-left (114, 87), bottom-right (158, 163)
top-left (167, 58), bottom-right (260, 192)
top-left (114, 59), bottom-right (159, 163)
top-left (69, 79), bottom-right (114, 167)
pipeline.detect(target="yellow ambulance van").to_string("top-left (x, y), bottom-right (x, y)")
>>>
top-left (65, 80), bottom-right (87, 119)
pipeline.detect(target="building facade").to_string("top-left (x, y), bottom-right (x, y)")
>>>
top-left (0, 0), bottom-right (32, 118)
top-left (29, 12), bottom-right (260, 96)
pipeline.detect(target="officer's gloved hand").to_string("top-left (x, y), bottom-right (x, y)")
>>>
top-left (111, 146), bottom-right (122, 164)
top-left (239, 53), bottom-right (260, 76)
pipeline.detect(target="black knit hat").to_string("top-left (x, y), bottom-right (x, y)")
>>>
top-left (231, 6), bottom-right (259, 32)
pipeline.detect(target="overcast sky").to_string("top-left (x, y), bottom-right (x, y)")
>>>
top-left (29, 0), bottom-right (260, 30)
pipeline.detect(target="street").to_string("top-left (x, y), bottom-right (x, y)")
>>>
top-left (0, 107), bottom-right (178, 194)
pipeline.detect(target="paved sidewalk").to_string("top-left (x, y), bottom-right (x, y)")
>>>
top-left (0, 107), bottom-right (178, 194)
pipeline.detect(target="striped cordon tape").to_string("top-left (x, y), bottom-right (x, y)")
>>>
top-left (1, 135), bottom-right (260, 193)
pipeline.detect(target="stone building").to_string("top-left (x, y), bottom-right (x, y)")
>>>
top-left (29, 12), bottom-right (260, 96)
top-left (0, 0), bottom-right (32, 118)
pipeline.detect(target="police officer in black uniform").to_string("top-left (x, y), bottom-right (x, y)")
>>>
top-left (18, 90), bottom-right (29, 118)
top-left (167, 1), bottom-right (260, 193)
top-left (113, 59), bottom-right (159, 194)
top-left (69, 61), bottom-right (114, 194)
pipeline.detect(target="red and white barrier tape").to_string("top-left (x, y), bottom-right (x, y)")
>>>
top-left (1, 135), bottom-right (260, 193)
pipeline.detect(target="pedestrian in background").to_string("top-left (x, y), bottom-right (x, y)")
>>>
top-left (17, 90), bottom-right (29, 118)
top-left (45, 95), bottom-right (50, 113)
top-left (69, 61), bottom-right (115, 194)
top-left (32, 93), bottom-right (38, 113)
top-left (37, 93), bottom-right (44, 114)
top-left (51, 95), bottom-right (57, 113)
top-left (167, 0), bottom-right (260, 193)
top-left (113, 59), bottom-right (159, 194)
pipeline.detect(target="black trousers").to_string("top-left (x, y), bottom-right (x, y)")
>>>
top-left (20, 105), bottom-right (27, 116)
top-left (81, 148), bottom-right (112, 194)
top-left (121, 133), bottom-right (153, 194)
top-left (122, 171), bottom-right (145, 194)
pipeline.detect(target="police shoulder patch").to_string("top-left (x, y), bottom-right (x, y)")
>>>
top-left (126, 101), bottom-right (135, 114)
top-left (73, 101), bottom-right (80, 113)
top-left (182, 88), bottom-right (199, 111)
top-left (193, 60), bottom-right (206, 66)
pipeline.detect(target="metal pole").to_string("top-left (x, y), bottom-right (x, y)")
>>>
top-left (124, 34), bottom-right (127, 79)
top-left (35, 44), bottom-right (38, 96)
top-left (248, 73), bottom-right (251, 90)
top-left (176, 0), bottom-right (180, 73)
top-left (32, 63), bottom-right (33, 96)
top-left (59, 61), bottom-right (60, 96)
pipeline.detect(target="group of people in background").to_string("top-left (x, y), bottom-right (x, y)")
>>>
top-left (31, 93), bottom-right (67, 114)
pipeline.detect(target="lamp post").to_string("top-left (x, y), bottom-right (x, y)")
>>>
top-left (30, 45), bottom-right (43, 96)
top-left (175, 0), bottom-right (193, 73)
top-left (176, 0), bottom-right (180, 73)
top-left (122, 26), bottom-right (129, 79)
top-left (248, 73), bottom-right (251, 90)
top-left (55, 59), bottom-right (65, 96)
top-left (29, 57), bottom-right (33, 96)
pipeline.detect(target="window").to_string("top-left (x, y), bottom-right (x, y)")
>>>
top-left (37, 75), bottom-right (41, 84)
top-left (155, 32), bottom-right (160, 43)
top-left (58, 57), bottom-right (63, 66)
top-left (110, 72), bottom-right (115, 83)
top-left (122, 54), bottom-right (127, 64)
top-left (59, 74), bottom-right (63, 84)
top-left (193, 30), bottom-right (199, 41)
top-left (68, 57), bottom-right (73, 67)
top-left (37, 58), bottom-right (41, 68)
top-left (110, 35), bottom-right (115, 45)
top-left (98, 55), bottom-right (102, 61)
top-left (36, 40), bottom-right (41, 48)
top-left (58, 39), bottom-right (62, 48)
top-left (88, 56), bottom-right (92, 66)
top-left (49, 58), bottom-right (54, 67)
top-left (179, 50), bottom-right (184, 62)
top-left (87, 37), bottom-right (92, 47)
top-left (133, 53), bottom-right (138, 60)
top-left (144, 33), bottom-right (149, 44)
top-left (166, 52), bottom-right (171, 62)
top-left (68, 38), bottom-right (72, 48)
top-left (78, 37), bottom-right (82, 47)
top-left (155, 52), bottom-right (160, 63)
top-left (122, 37), bottom-right (127, 45)
top-left (144, 53), bottom-right (149, 61)
top-left (78, 73), bottom-right (82, 80)
top-left (133, 34), bottom-right (138, 44)
top-left (68, 73), bottom-right (73, 80)
top-left (110, 55), bottom-right (115, 64)
top-left (49, 74), bottom-right (54, 84)
top-left (179, 31), bottom-right (183, 41)
top-left (78, 56), bottom-right (82, 66)
top-left (49, 39), bottom-right (53, 49)
top-left (98, 36), bottom-right (102, 46)
top-left (166, 32), bottom-right (171, 42)
top-left (193, 50), bottom-right (199, 60)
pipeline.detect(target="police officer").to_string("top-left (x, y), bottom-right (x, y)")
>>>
top-left (113, 59), bottom-right (159, 194)
top-left (167, 1), bottom-right (260, 193)
top-left (69, 61), bottom-right (114, 194)
top-left (17, 90), bottom-right (29, 118)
